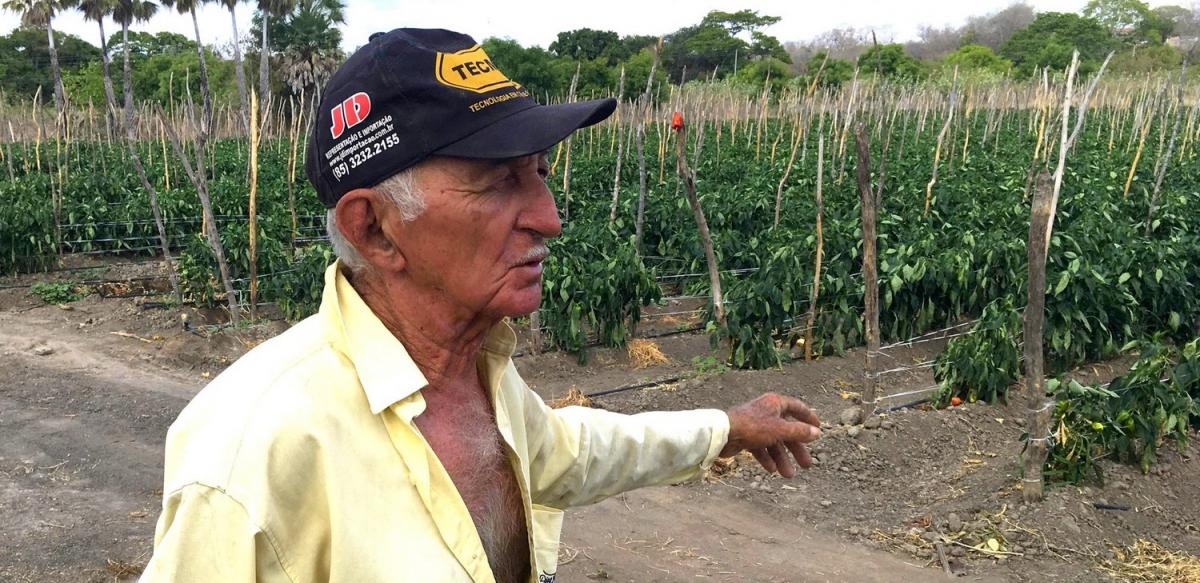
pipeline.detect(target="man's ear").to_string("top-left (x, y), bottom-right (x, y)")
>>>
top-left (335, 188), bottom-right (407, 272)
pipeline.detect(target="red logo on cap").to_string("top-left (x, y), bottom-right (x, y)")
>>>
top-left (330, 92), bottom-right (372, 139)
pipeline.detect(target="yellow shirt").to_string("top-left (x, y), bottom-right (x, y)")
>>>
top-left (142, 263), bottom-right (730, 583)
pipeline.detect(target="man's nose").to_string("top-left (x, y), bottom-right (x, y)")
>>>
top-left (524, 183), bottom-right (562, 239)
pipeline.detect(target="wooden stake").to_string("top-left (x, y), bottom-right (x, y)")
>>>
top-left (855, 122), bottom-right (879, 418)
top-left (248, 89), bottom-right (260, 320)
top-left (804, 133), bottom-right (825, 361)
top-left (1023, 52), bottom-right (1077, 503)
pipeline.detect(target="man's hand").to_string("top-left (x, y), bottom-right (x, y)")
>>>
top-left (720, 393), bottom-right (821, 478)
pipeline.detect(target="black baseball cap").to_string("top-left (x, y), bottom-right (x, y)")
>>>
top-left (306, 28), bottom-right (617, 208)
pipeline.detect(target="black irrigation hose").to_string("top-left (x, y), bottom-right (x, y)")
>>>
top-left (586, 375), bottom-right (685, 398)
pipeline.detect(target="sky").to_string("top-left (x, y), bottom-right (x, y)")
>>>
top-left (0, 0), bottom-right (1186, 56)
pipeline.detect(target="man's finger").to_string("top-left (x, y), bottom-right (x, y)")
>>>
top-left (785, 440), bottom-right (813, 469)
top-left (751, 448), bottom-right (777, 474)
top-left (780, 396), bottom-right (821, 428)
top-left (775, 417), bottom-right (821, 443)
top-left (768, 444), bottom-right (794, 478)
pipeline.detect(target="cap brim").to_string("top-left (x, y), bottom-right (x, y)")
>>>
top-left (434, 97), bottom-right (616, 159)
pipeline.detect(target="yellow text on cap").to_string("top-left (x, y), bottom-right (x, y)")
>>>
top-left (435, 45), bottom-right (517, 94)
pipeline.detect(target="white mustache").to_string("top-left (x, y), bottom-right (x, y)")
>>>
top-left (515, 245), bottom-right (549, 266)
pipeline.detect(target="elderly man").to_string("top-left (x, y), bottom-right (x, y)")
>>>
top-left (142, 28), bottom-right (821, 583)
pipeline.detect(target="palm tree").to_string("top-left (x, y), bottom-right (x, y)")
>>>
top-left (160, 0), bottom-right (213, 133)
top-left (256, 0), bottom-right (296, 112)
top-left (77, 0), bottom-right (119, 138)
top-left (2, 0), bottom-right (71, 117)
top-left (219, 0), bottom-right (249, 134)
top-left (273, 0), bottom-right (344, 97)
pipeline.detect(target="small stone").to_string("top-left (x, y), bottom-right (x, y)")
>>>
top-left (848, 526), bottom-right (861, 536)
top-left (1012, 545), bottom-right (1024, 554)
top-left (950, 547), bottom-right (966, 557)
top-left (847, 426), bottom-right (863, 438)
top-left (1060, 516), bottom-right (1081, 535)
top-left (881, 420), bottom-right (895, 430)
top-left (840, 407), bottom-right (865, 426)
top-left (1014, 418), bottom-right (1026, 428)
top-left (947, 513), bottom-right (963, 532)
top-left (820, 500), bottom-right (833, 508)
top-left (864, 416), bottom-right (882, 430)
top-left (920, 531), bottom-right (941, 543)
top-left (916, 548), bottom-right (933, 558)
top-left (1117, 482), bottom-right (1130, 491)
top-left (32, 345), bottom-right (53, 356)
top-left (839, 466), bottom-right (850, 473)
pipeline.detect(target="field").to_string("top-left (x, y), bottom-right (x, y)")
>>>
top-left (2, 76), bottom-right (1199, 582)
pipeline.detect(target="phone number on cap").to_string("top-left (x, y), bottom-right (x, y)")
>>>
top-left (348, 133), bottom-right (401, 169)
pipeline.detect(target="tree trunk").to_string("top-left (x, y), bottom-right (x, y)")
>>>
top-left (46, 21), bottom-right (67, 119)
top-left (122, 23), bottom-right (182, 304)
top-left (159, 102), bottom-right (242, 324)
top-left (229, 5), bottom-right (250, 135)
top-left (259, 14), bottom-right (270, 115)
top-left (1023, 52), bottom-right (1078, 503)
top-left (97, 19), bottom-right (119, 140)
top-left (190, 8), bottom-right (213, 135)
top-left (674, 115), bottom-right (725, 329)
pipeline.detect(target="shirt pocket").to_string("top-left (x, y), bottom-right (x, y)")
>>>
top-left (530, 504), bottom-right (564, 583)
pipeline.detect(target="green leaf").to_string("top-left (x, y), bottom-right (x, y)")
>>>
top-left (1118, 272), bottom-right (1130, 285)
top-left (1054, 272), bottom-right (1069, 296)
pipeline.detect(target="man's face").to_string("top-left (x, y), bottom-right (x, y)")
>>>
top-left (388, 153), bottom-right (560, 319)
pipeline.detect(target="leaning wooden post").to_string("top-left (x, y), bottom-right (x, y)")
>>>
top-left (673, 112), bottom-right (726, 329)
top-left (1023, 52), bottom-right (1078, 503)
top-left (1147, 59), bottom-right (1188, 235)
top-left (608, 66), bottom-right (627, 224)
top-left (804, 134), bottom-right (825, 361)
top-left (248, 89), bottom-right (260, 320)
top-left (855, 122), bottom-right (879, 418)
top-left (561, 62), bottom-right (581, 221)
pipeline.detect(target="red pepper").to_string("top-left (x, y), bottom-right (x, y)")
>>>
top-left (671, 111), bottom-right (684, 130)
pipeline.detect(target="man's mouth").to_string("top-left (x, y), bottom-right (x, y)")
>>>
top-left (514, 246), bottom-right (549, 268)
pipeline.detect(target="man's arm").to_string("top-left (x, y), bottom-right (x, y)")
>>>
top-left (519, 376), bottom-right (822, 509)
top-left (141, 484), bottom-right (293, 583)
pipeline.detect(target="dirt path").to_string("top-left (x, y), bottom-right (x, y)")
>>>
top-left (0, 308), bottom-right (970, 583)
top-left (560, 486), bottom-right (1002, 582)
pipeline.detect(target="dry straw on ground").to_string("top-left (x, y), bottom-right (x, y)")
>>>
top-left (548, 386), bottom-right (593, 409)
top-left (1099, 539), bottom-right (1200, 583)
top-left (628, 339), bottom-right (670, 369)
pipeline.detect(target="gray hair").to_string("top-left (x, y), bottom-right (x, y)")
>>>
top-left (326, 167), bottom-right (426, 271)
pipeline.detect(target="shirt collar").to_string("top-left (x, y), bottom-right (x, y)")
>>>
top-left (319, 261), bottom-right (518, 415)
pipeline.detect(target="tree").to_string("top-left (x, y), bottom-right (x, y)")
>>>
top-left (944, 43), bottom-right (1011, 75)
top-left (160, 0), bottom-right (214, 131)
top-left (255, 0), bottom-right (296, 110)
top-left (481, 37), bottom-right (563, 98)
top-left (661, 23), bottom-right (745, 82)
top-left (77, 0), bottom-right (120, 136)
top-left (857, 43), bottom-right (926, 80)
top-left (803, 51), bottom-right (853, 89)
top-left (219, 0), bottom-right (249, 133)
top-left (734, 56), bottom-right (791, 92)
top-left (250, 0), bottom-right (342, 99)
top-left (0, 26), bottom-right (99, 100)
top-left (618, 47), bottom-right (667, 98)
top-left (549, 28), bottom-right (623, 63)
top-left (749, 31), bottom-right (789, 62)
top-left (905, 24), bottom-right (963, 60)
top-left (962, 3), bottom-right (1035, 51)
top-left (700, 9), bottom-right (780, 36)
top-left (1001, 12), bottom-right (1115, 77)
top-left (1153, 5), bottom-right (1199, 40)
top-left (2, 0), bottom-right (72, 116)
top-left (1083, 0), bottom-right (1151, 33)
